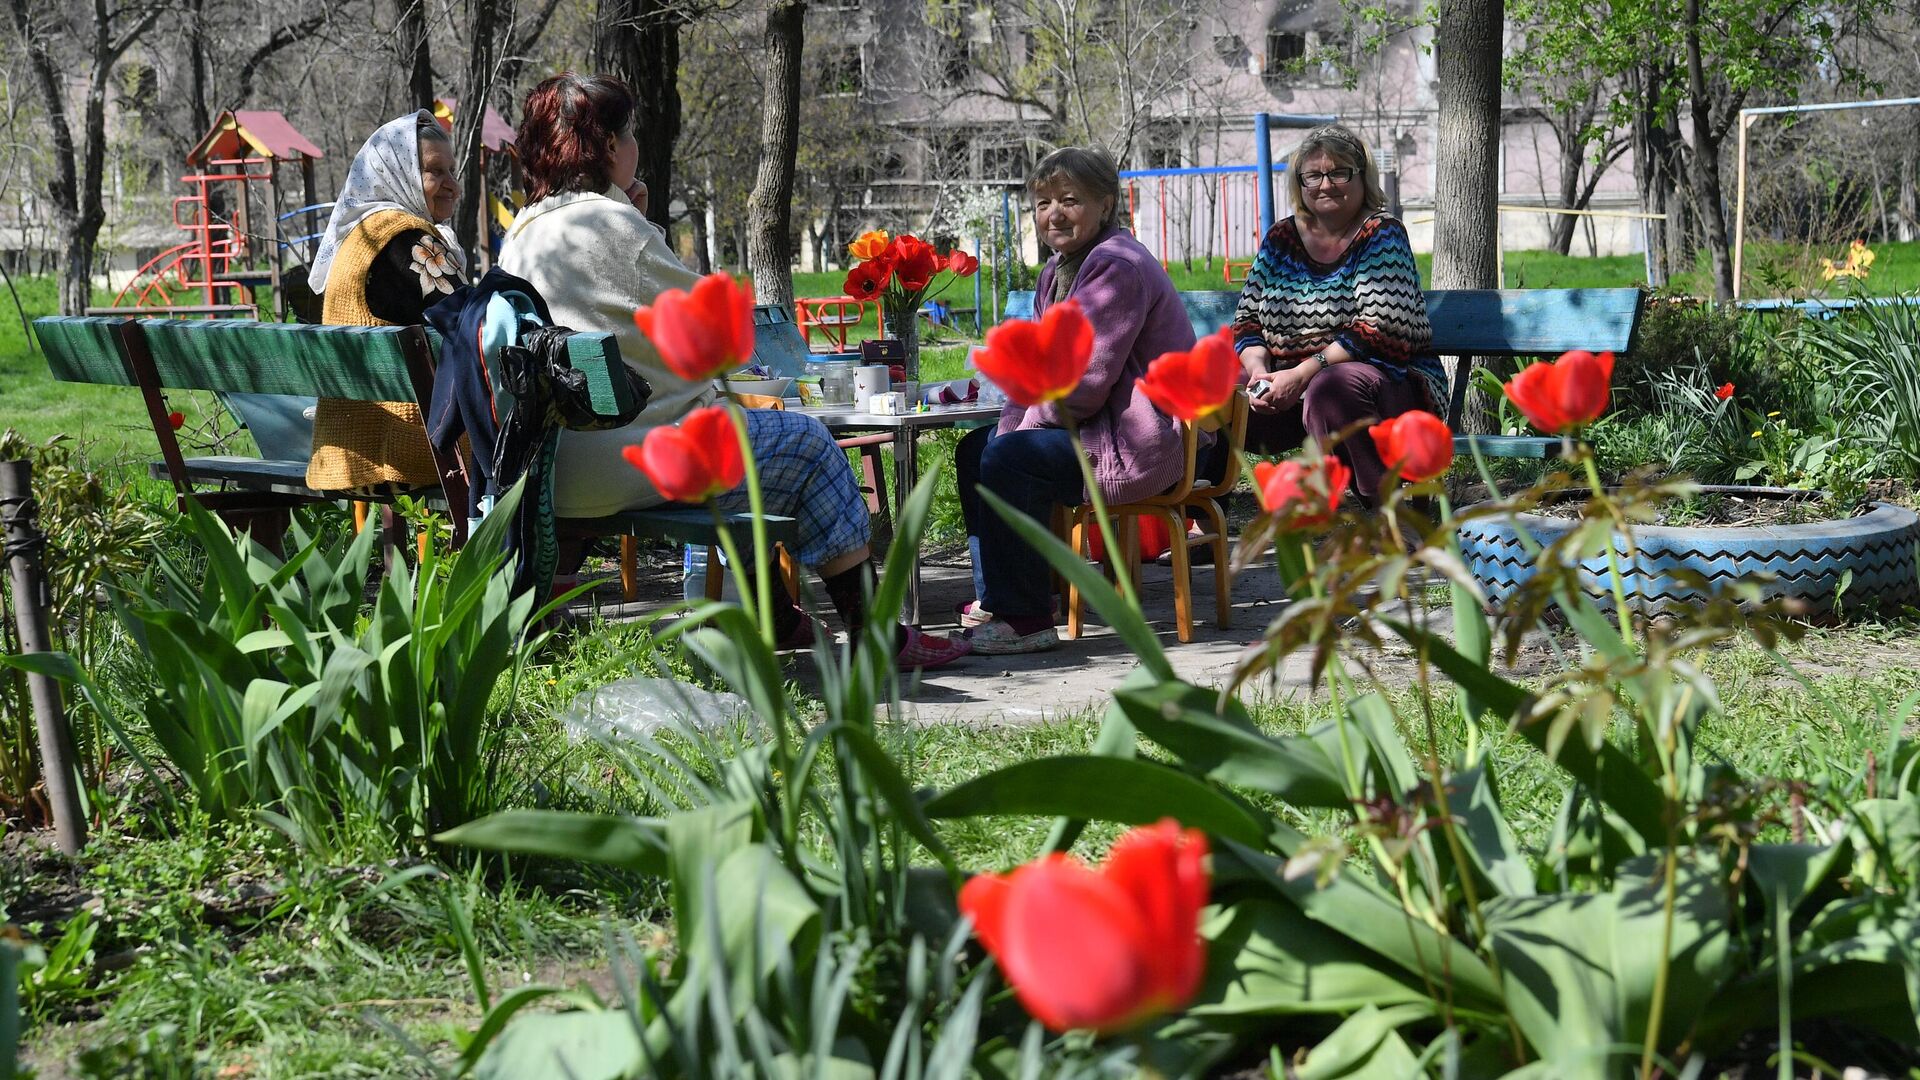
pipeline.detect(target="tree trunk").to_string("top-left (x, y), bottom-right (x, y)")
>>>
top-left (689, 195), bottom-right (712, 274)
top-left (1681, 0), bottom-right (1734, 300)
top-left (6, 0), bottom-right (154, 315)
top-left (400, 0), bottom-right (434, 110)
top-left (452, 0), bottom-right (503, 265)
top-left (746, 0), bottom-right (806, 306)
top-left (595, 0), bottom-right (684, 236)
top-left (187, 0), bottom-right (211, 140)
top-left (1432, 0), bottom-right (1504, 431)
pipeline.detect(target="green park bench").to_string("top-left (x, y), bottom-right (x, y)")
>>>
top-left (1003, 287), bottom-right (1646, 459)
top-left (32, 315), bottom-right (797, 600)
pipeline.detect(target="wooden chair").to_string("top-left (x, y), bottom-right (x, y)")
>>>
top-left (1061, 389), bottom-right (1249, 644)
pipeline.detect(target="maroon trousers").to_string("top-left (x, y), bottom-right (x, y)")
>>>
top-left (1241, 362), bottom-right (1429, 507)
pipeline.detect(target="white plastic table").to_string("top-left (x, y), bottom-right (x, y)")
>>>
top-left (788, 401), bottom-right (1001, 623)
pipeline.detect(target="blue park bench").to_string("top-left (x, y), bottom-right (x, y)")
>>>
top-left (33, 315), bottom-right (797, 601)
top-left (1004, 287), bottom-right (1646, 459)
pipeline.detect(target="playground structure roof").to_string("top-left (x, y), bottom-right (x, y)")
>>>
top-left (433, 96), bottom-right (517, 153)
top-left (186, 110), bottom-right (325, 165)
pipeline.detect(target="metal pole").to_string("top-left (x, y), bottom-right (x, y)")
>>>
top-left (1255, 113), bottom-right (1275, 236)
top-left (0, 461), bottom-right (85, 855)
top-left (1733, 113), bottom-right (1752, 301)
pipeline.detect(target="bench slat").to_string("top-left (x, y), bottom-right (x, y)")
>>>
top-left (1005, 287), bottom-right (1643, 357)
top-left (139, 319), bottom-right (424, 401)
top-left (560, 506), bottom-right (800, 549)
top-left (35, 317), bottom-right (136, 386)
top-left (1426, 288), bottom-right (1643, 355)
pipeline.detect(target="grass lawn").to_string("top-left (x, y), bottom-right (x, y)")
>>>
top-left (18, 617), bottom-right (1920, 1075)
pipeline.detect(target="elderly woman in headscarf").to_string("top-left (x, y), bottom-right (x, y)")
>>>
top-left (304, 111), bottom-right (465, 491)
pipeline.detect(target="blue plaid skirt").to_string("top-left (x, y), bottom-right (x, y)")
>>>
top-left (712, 408), bottom-right (870, 568)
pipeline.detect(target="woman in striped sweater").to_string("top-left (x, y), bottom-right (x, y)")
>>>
top-left (1228, 125), bottom-right (1447, 506)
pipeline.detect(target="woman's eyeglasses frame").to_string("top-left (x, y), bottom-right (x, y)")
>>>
top-left (1299, 167), bottom-right (1357, 189)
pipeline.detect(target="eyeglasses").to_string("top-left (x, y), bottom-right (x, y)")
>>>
top-left (1299, 168), bottom-right (1356, 189)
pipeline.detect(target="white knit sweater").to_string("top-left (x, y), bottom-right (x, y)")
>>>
top-left (499, 186), bottom-right (710, 517)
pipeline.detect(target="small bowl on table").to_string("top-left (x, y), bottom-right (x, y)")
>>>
top-left (721, 376), bottom-right (794, 399)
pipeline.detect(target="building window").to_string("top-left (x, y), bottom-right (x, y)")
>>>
top-left (1266, 30), bottom-right (1306, 72)
top-left (929, 131), bottom-right (970, 180)
top-left (1312, 28), bottom-right (1354, 81)
top-left (1213, 32), bottom-right (1250, 70)
top-left (980, 143), bottom-right (1028, 182)
top-left (818, 47), bottom-right (863, 96)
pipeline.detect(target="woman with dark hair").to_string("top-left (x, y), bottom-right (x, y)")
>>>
top-left (501, 72), bottom-right (967, 668)
top-left (306, 112), bottom-right (464, 490)
top-left (1226, 124), bottom-right (1445, 504)
top-left (952, 146), bottom-right (1197, 655)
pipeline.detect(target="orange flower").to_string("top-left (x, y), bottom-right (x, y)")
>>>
top-left (1135, 327), bottom-right (1238, 421)
top-left (889, 235), bottom-right (941, 292)
top-left (959, 820), bottom-right (1209, 1035)
top-left (843, 258), bottom-right (892, 302)
top-left (1367, 409), bottom-right (1453, 483)
top-left (1253, 455), bottom-right (1349, 529)
top-left (633, 271), bottom-right (756, 383)
top-left (1502, 349), bottom-right (1614, 434)
top-left (973, 301), bottom-right (1093, 407)
top-left (946, 249), bottom-right (979, 277)
top-left (848, 230), bottom-right (890, 261)
top-left (620, 406), bottom-right (744, 503)
top-left (1714, 382), bottom-right (1734, 401)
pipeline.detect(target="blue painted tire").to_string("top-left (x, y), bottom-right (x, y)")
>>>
top-left (1457, 498), bottom-right (1920, 616)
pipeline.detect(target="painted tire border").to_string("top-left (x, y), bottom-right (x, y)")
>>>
top-left (1457, 496), bottom-right (1920, 615)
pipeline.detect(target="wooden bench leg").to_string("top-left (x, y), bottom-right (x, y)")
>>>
top-left (779, 545), bottom-right (799, 603)
top-left (861, 445), bottom-right (889, 525)
top-left (1200, 499), bottom-right (1231, 630)
top-left (379, 505), bottom-right (403, 575)
top-left (1066, 511), bottom-right (1087, 640)
top-left (620, 536), bottom-right (639, 603)
top-left (1163, 508), bottom-right (1193, 644)
top-left (705, 545), bottom-right (723, 603)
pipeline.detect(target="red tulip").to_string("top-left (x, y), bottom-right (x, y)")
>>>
top-left (959, 820), bottom-right (1209, 1035)
top-left (973, 301), bottom-right (1093, 407)
top-left (1715, 382), bottom-right (1735, 401)
top-left (634, 271), bottom-right (756, 383)
top-left (1135, 328), bottom-right (1238, 421)
top-left (1253, 455), bottom-right (1349, 529)
top-left (167, 410), bottom-right (186, 430)
top-left (843, 258), bottom-right (892, 302)
top-left (1502, 349), bottom-right (1614, 434)
top-left (1368, 409), bottom-right (1454, 483)
top-left (889, 235), bottom-right (941, 292)
top-left (621, 405), bottom-right (744, 503)
top-left (946, 249), bottom-right (979, 277)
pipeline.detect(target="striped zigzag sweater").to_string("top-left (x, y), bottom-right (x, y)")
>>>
top-left (1231, 212), bottom-right (1447, 411)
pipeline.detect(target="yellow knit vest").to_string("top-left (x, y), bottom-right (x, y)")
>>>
top-left (306, 210), bottom-right (442, 490)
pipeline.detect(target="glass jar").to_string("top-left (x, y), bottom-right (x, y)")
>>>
top-left (810, 359), bottom-right (857, 406)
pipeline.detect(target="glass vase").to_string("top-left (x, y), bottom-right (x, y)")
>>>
top-left (882, 301), bottom-right (921, 381)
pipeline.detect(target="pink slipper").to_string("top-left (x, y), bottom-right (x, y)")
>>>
top-left (897, 626), bottom-right (971, 669)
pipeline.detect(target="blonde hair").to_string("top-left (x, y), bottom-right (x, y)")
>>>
top-left (1285, 124), bottom-right (1387, 223)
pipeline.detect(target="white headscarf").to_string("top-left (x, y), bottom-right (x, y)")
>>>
top-left (307, 110), bottom-right (466, 293)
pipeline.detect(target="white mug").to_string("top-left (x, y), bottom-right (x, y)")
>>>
top-left (853, 364), bottom-right (891, 409)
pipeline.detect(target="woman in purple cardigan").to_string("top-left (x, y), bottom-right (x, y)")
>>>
top-left (955, 147), bottom-right (1198, 655)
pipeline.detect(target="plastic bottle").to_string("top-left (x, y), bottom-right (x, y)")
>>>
top-left (682, 544), bottom-right (738, 602)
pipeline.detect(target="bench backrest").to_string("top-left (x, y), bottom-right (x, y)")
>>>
top-left (1003, 287), bottom-right (1644, 358)
top-left (36, 316), bottom-right (637, 416)
top-left (751, 304), bottom-right (859, 377)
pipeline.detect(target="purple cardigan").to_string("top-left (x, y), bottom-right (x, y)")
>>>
top-left (999, 226), bottom-right (1197, 504)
